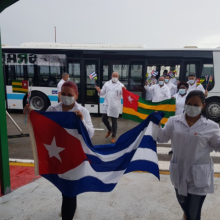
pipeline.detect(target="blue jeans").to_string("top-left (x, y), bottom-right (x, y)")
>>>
top-left (175, 189), bottom-right (206, 220)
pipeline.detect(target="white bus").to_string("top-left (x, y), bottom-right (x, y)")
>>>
top-left (2, 43), bottom-right (219, 121)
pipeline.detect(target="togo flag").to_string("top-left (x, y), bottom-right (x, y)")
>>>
top-left (122, 89), bottom-right (175, 126)
top-left (12, 80), bottom-right (28, 93)
top-left (28, 110), bottom-right (164, 197)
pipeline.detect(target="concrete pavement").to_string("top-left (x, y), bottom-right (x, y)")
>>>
top-left (1, 173), bottom-right (220, 220)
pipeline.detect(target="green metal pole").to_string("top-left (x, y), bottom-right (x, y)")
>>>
top-left (0, 28), bottom-right (11, 195)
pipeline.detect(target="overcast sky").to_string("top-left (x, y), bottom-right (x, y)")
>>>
top-left (1, 0), bottom-right (220, 48)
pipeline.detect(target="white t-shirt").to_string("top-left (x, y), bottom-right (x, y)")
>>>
top-left (173, 93), bottom-right (187, 115)
top-left (57, 79), bottom-right (65, 93)
top-left (144, 84), bottom-right (171, 102)
top-left (170, 78), bottom-right (177, 86)
top-left (165, 82), bottom-right (177, 97)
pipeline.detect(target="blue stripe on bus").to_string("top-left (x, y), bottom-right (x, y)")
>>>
top-left (7, 94), bottom-right (25, 100)
top-left (100, 97), bottom-right (123, 104)
top-left (7, 93), bottom-right (57, 102)
top-left (48, 95), bottom-right (58, 101)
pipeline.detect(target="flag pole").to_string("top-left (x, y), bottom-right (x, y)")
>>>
top-left (0, 28), bottom-right (11, 195)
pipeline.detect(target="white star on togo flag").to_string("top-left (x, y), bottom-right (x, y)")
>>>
top-left (128, 95), bottom-right (134, 103)
top-left (44, 137), bottom-right (65, 162)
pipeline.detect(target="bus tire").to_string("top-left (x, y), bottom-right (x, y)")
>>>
top-left (205, 97), bottom-right (220, 122)
top-left (29, 92), bottom-right (50, 111)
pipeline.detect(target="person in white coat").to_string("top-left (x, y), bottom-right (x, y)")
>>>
top-left (95, 72), bottom-right (125, 143)
top-left (24, 80), bottom-right (94, 220)
top-left (144, 76), bottom-right (171, 102)
top-left (187, 73), bottom-right (208, 97)
top-left (145, 75), bottom-right (158, 101)
top-left (168, 82), bottom-right (189, 156)
top-left (164, 75), bottom-right (177, 96)
top-left (57, 73), bottom-right (69, 102)
top-left (157, 90), bottom-right (220, 220)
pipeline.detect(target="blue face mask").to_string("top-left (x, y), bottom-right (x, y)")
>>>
top-left (189, 79), bottom-right (195, 85)
top-left (179, 89), bottom-right (186, 95)
top-left (159, 81), bottom-right (164, 86)
top-left (165, 79), bottom-right (169, 83)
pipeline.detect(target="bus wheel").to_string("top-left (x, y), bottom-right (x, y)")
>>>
top-left (205, 97), bottom-right (220, 122)
top-left (29, 92), bottom-right (50, 111)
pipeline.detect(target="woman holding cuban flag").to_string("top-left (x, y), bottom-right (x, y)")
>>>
top-left (24, 80), bottom-right (94, 220)
top-left (157, 90), bottom-right (220, 220)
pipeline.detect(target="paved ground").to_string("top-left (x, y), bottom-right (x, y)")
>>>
top-left (1, 173), bottom-right (220, 220)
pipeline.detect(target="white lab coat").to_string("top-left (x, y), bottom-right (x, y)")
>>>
top-left (165, 82), bottom-right (177, 97)
top-left (46, 102), bottom-right (94, 138)
top-left (157, 113), bottom-right (220, 196)
top-left (173, 93), bottom-right (187, 115)
top-left (145, 78), bottom-right (158, 101)
top-left (144, 84), bottom-right (171, 102)
top-left (170, 77), bottom-right (177, 86)
top-left (57, 79), bottom-right (65, 93)
top-left (100, 80), bottom-right (124, 118)
top-left (187, 82), bottom-right (205, 94)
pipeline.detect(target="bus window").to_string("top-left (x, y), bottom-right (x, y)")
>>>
top-left (5, 64), bottom-right (25, 85)
top-left (200, 64), bottom-right (214, 91)
top-left (68, 63), bottom-right (81, 103)
top-left (186, 64), bottom-right (196, 76)
top-left (27, 65), bottom-right (35, 86)
top-left (113, 64), bottom-right (129, 88)
top-left (102, 65), bottom-right (109, 86)
top-left (130, 64), bottom-right (143, 96)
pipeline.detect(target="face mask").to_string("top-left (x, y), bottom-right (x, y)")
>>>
top-left (159, 81), bottom-right (164, 86)
top-left (189, 79), bottom-right (195, 85)
top-left (184, 105), bottom-right (202, 117)
top-left (60, 95), bottom-right (75, 105)
top-left (68, 78), bottom-right (70, 81)
top-left (179, 89), bottom-right (186, 95)
top-left (165, 79), bottom-right (169, 83)
top-left (112, 77), bottom-right (118, 83)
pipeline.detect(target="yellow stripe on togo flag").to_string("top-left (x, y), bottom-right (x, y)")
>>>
top-left (138, 102), bottom-right (176, 112)
top-left (12, 88), bottom-right (28, 92)
top-left (123, 107), bottom-right (168, 125)
top-left (12, 82), bottom-right (22, 86)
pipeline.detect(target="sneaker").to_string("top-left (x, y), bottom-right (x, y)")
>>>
top-left (111, 137), bottom-right (116, 143)
top-left (105, 131), bottom-right (112, 138)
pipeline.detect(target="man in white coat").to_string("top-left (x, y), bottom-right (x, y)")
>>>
top-left (187, 73), bottom-right (208, 97)
top-left (144, 76), bottom-right (171, 102)
top-left (164, 75), bottom-right (177, 96)
top-left (95, 72), bottom-right (125, 143)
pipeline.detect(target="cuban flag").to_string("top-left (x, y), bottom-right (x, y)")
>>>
top-left (29, 111), bottom-right (164, 197)
top-left (89, 71), bottom-right (97, 80)
top-left (151, 70), bottom-right (159, 76)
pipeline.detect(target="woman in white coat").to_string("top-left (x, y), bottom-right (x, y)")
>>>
top-left (24, 81), bottom-right (94, 220)
top-left (157, 90), bottom-right (220, 220)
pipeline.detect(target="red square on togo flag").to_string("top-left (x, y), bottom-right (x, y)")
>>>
top-left (22, 80), bottom-right (28, 89)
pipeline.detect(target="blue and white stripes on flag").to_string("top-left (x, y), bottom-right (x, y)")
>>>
top-left (89, 71), bottom-right (97, 80)
top-left (29, 111), bottom-right (164, 197)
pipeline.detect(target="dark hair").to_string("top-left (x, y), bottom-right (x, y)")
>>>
top-left (177, 82), bottom-right (189, 90)
top-left (185, 90), bottom-right (206, 118)
top-left (163, 70), bottom-right (168, 74)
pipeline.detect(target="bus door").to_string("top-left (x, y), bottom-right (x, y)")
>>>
top-left (128, 61), bottom-right (145, 97)
top-left (83, 60), bottom-right (99, 113)
top-left (182, 60), bottom-right (201, 82)
top-left (68, 59), bottom-right (99, 113)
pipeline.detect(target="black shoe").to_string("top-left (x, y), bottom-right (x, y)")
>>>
top-left (168, 150), bottom-right (173, 155)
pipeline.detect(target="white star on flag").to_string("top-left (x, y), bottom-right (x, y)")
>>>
top-left (128, 95), bottom-right (134, 103)
top-left (44, 137), bottom-right (65, 162)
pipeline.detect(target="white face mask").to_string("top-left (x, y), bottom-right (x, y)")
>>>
top-left (159, 81), bottom-right (164, 86)
top-left (184, 105), bottom-right (202, 117)
top-left (60, 95), bottom-right (75, 105)
top-left (112, 77), bottom-right (118, 83)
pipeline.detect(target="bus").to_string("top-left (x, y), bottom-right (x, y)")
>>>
top-left (2, 43), bottom-right (219, 121)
